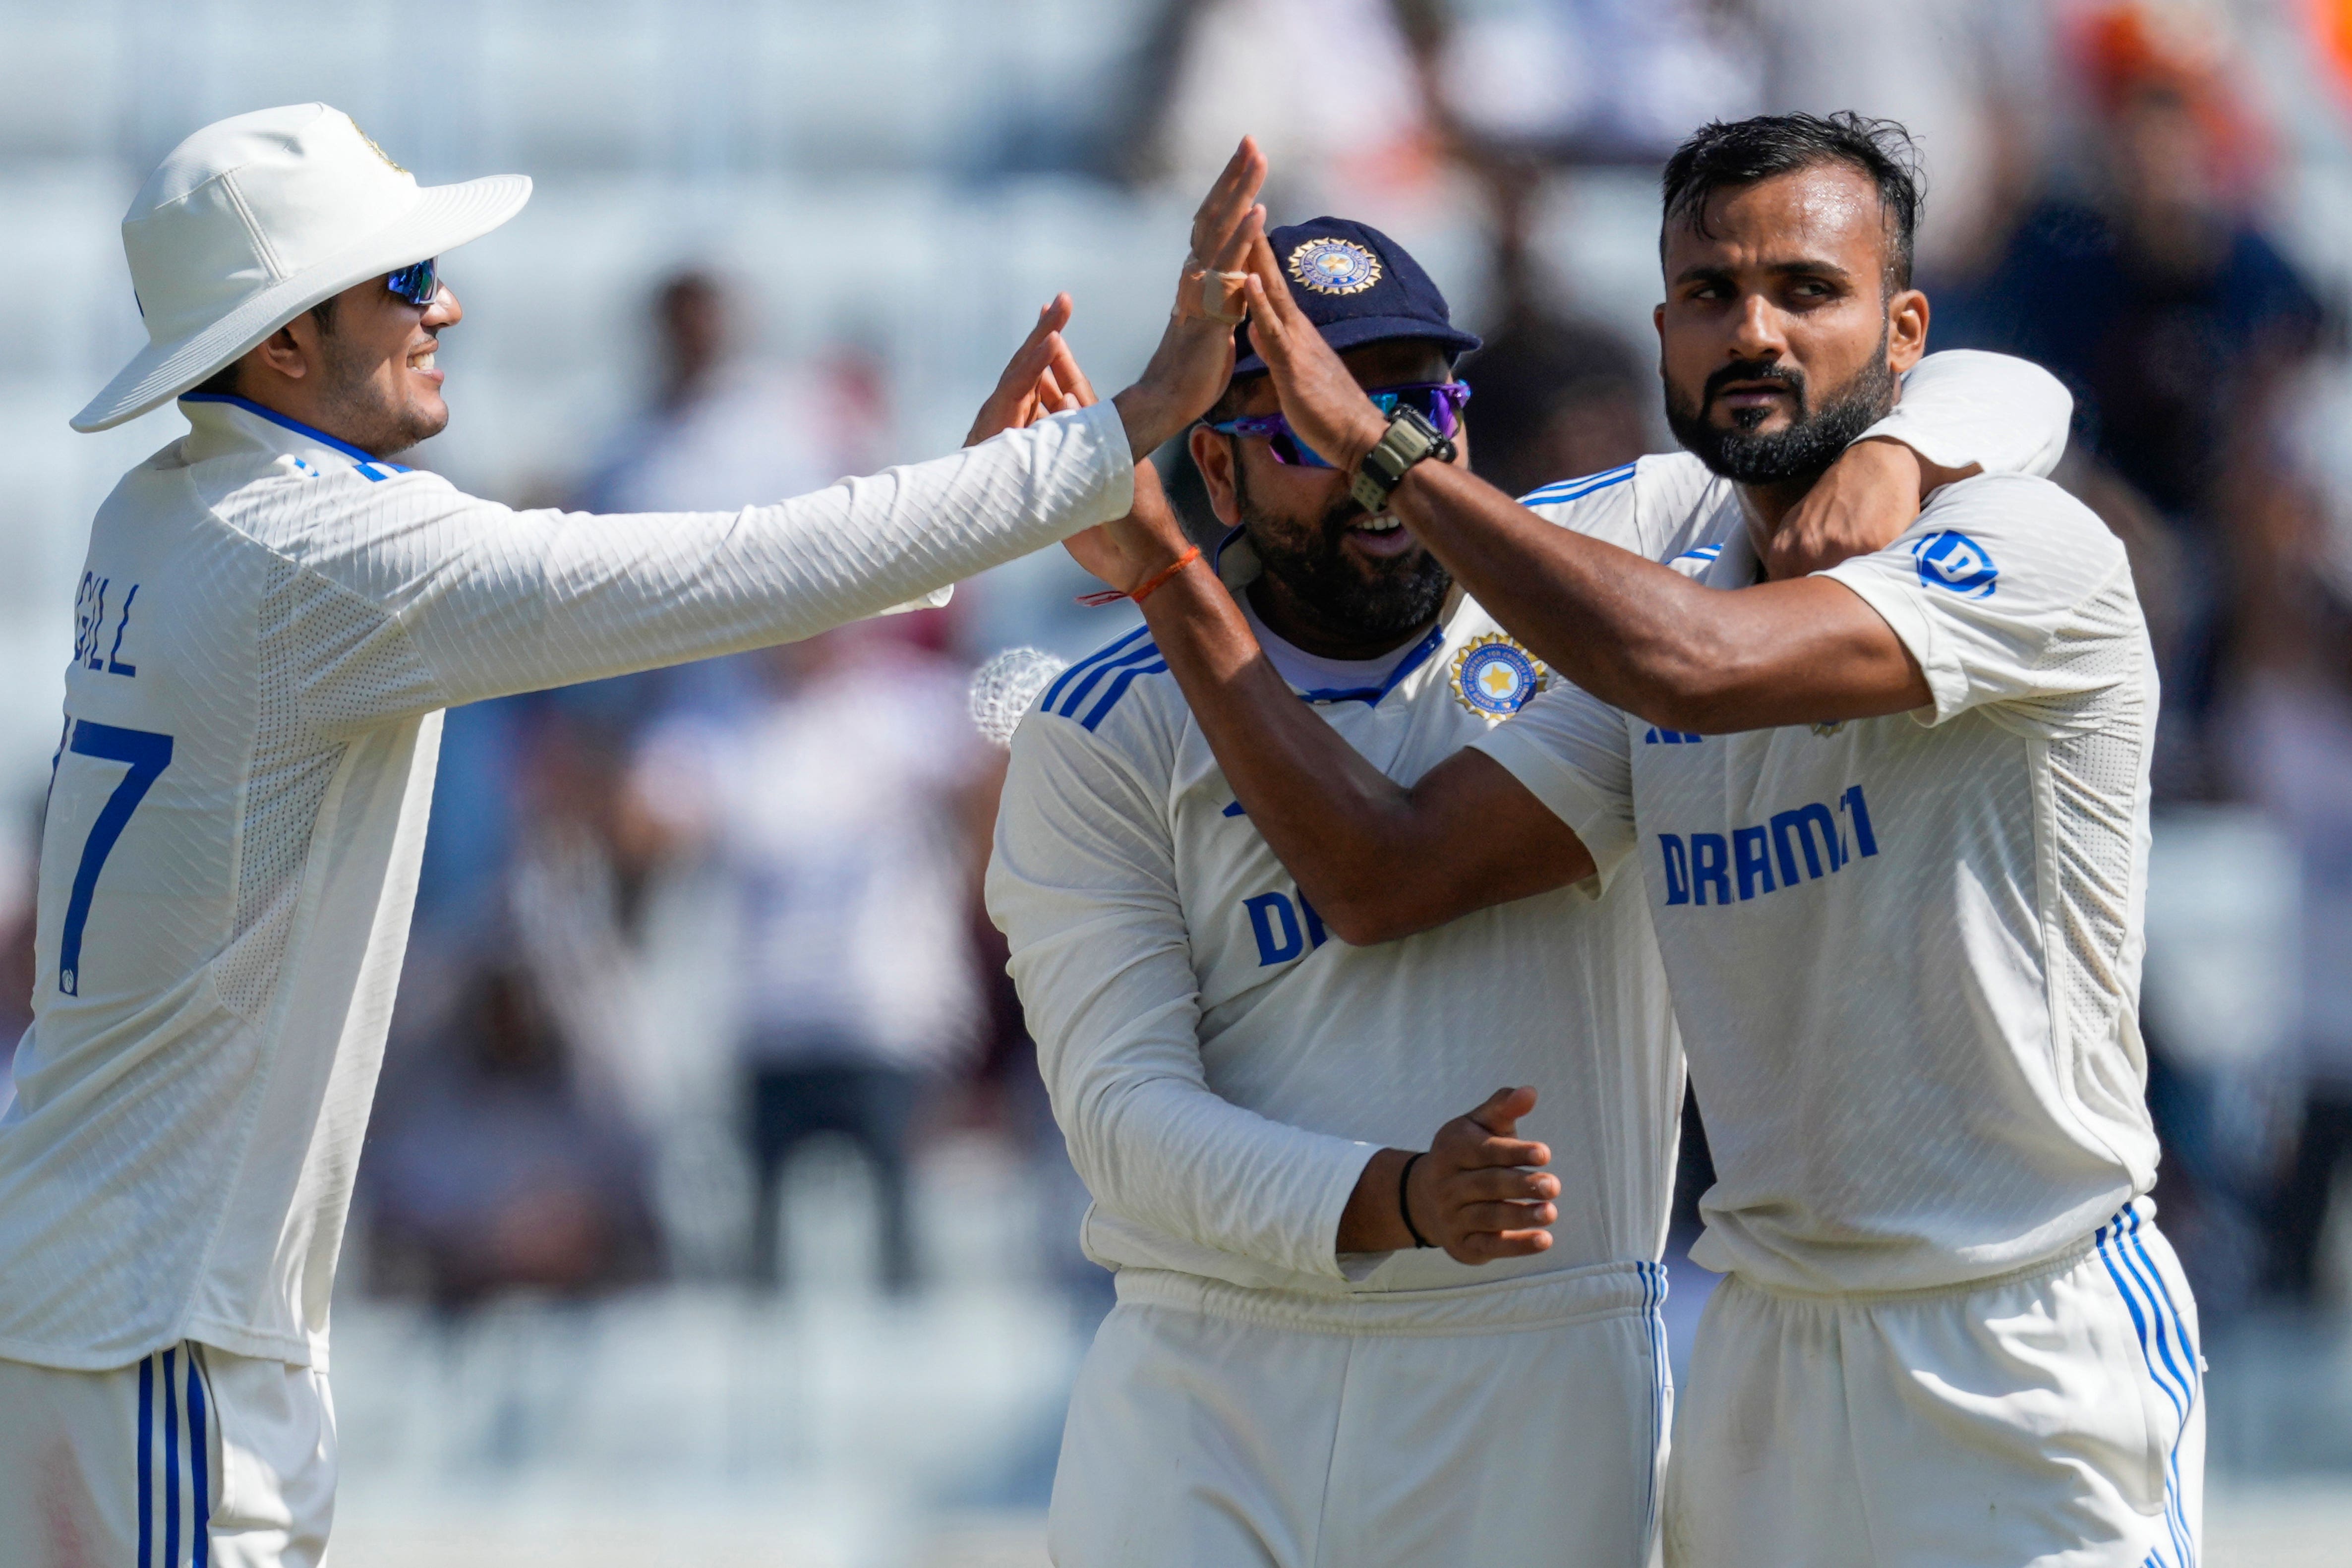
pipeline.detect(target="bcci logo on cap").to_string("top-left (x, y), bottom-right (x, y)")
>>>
top-left (1288, 237), bottom-right (1382, 295)
top-left (1452, 634), bottom-right (1546, 718)
top-left (1912, 529), bottom-right (1997, 598)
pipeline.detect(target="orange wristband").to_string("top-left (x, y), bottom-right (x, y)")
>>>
top-left (1077, 544), bottom-right (1202, 608)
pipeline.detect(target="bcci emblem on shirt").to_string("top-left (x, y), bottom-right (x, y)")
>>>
top-left (1451, 634), bottom-right (1546, 718)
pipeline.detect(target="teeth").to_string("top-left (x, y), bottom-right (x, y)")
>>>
top-left (1355, 515), bottom-right (1402, 533)
top-left (411, 351), bottom-right (436, 371)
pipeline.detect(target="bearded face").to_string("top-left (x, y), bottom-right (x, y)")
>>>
top-left (1232, 452), bottom-right (1453, 642)
top-left (1665, 323), bottom-right (1897, 488)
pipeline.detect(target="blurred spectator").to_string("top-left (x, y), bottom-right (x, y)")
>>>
top-left (1745, 0), bottom-right (2055, 275)
top-left (577, 268), bottom-right (886, 517)
top-left (1456, 312), bottom-right (1651, 498)
top-left (1933, 3), bottom-right (2326, 798)
top-left (365, 957), bottom-right (661, 1312)
top-left (1430, 0), bottom-right (1761, 167)
top-left (1130, 0), bottom-right (1456, 230)
top-left (2227, 372), bottom-right (2352, 1306)
top-left (628, 625), bottom-right (995, 1294)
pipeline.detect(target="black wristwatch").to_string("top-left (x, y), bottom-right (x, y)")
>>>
top-left (1349, 405), bottom-right (1456, 513)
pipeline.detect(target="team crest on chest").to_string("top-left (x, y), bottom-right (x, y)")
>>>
top-left (1451, 634), bottom-right (1547, 718)
top-left (1287, 238), bottom-right (1381, 295)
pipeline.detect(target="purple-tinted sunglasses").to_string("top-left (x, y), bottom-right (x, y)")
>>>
top-left (1206, 381), bottom-right (1472, 469)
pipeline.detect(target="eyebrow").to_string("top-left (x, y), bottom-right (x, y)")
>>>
top-left (1673, 257), bottom-right (1856, 288)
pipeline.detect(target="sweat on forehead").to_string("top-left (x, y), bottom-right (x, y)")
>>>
top-left (1658, 111), bottom-right (1923, 292)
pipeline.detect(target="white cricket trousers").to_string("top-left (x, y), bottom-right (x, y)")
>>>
top-left (1667, 1201), bottom-right (2203, 1568)
top-left (0, 1342), bottom-right (336, 1568)
top-left (1049, 1260), bottom-right (1672, 1568)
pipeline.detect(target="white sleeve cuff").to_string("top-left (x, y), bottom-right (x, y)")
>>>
top-left (1470, 726), bottom-right (1638, 892)
top-left (1819, 570), bottom-right (1964, 725)
top-left (1865, 350), bottom-right (2072, 479)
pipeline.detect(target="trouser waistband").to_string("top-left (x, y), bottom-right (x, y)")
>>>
top-left (1113, 1259), bottom-right (1664, 1338)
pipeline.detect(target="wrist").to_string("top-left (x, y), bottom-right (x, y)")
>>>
top-left (1335, 412), bottom-right (1389, 473)
top-left (1855, 435), bottom-right (1928, 497)
top-left (1336, 1147), bottom-right (1421, 1254)
top-left (1112, 385), bottom-right (1176, 461)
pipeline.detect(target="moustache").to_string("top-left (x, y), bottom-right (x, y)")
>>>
top-left (1703, 359), bottom-right (1806, 412)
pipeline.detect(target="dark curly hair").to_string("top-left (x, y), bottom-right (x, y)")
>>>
top-left (1660, 112), bottom-right (1925, 293)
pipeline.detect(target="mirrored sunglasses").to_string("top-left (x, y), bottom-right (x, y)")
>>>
top-left (386, 257), bottom-right (440, 308)
top-left (1206, 381), bottom-right (1471, 469)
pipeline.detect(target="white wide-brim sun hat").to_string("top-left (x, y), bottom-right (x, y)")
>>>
top-left (73, 103), bottom-right (530, 432)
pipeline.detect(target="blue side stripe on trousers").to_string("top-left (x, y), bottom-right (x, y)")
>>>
top-left (2109, 1227), bottom-right (2195, 1568)
top-left (2096, 1210), bottom-right (2197, 1568)
top-left (186, 1352), bottom-right (210, 1567)
top-left (1637, 1260), bottom-right (1669, 1557)
top-left (2110, 1213), bottom-right (2197, 1568)
top-left (162, 1348), bottom-right (180, 1568)
top-left (138, 1355), bottom-right (154, 1568)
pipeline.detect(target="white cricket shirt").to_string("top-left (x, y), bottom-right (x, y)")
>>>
top-left (989, 350), bottom-right (2074, 1301)
top-left (0, 393), bottom-right (1133, 1370)
top-left (1475, 468), bottom-right (2158, 1296)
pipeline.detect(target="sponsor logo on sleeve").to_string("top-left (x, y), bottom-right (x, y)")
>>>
top-left (1912, 530), bottom-right (1998, 598)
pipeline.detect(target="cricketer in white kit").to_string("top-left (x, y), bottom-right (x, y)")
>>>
top-left (1076, 114), bottom-right (2198, 1568)
top-left (0, 107), bottom-right (1268, 1568)
top-left (990, 214), bottom-right (2073, 1567)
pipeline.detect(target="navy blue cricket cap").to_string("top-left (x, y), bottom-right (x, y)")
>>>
top-left (1231, 217), bottom-right (1480, 378)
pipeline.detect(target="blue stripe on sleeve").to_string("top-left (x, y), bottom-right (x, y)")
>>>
top-left (1047, 629), bottom-right (1157, 718)
top-left (1054, 641), bottom-right (1163, 720)
top-left (1078, 661), bottom-right (1170, 731)
top-left (1519, 462), bottom-right (1636, 507)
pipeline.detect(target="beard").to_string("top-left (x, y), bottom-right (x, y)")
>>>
top-left (316, 328), bottom-right (447, 457)
top-left (1664, 329), bottom-right (1897, 487)
top-left (1234, 458), bottom-right (1452, 641)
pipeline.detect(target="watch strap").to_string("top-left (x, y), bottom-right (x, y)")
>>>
top-left (1350, 406), bottom-right (1453, 512)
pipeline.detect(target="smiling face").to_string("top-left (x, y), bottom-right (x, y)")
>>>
top-left (235, 271), bottom-right (464, 458)
top-left (1190, 338), bottom-right (1465, 659)
top-left (1655, 163), bottom-right (1926, 497)
top-left (308, 274), bottom-right (463, 455)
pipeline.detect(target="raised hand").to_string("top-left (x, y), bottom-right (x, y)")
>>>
top-left (1405, 1087), bottom-right (1560, 1265)
top-left (1109, 136), bottom-right (1268, 460)
top-left (965, 293), bottom-right (1098, 447)
top-left (1236, 229), bottom-right (1391, 478)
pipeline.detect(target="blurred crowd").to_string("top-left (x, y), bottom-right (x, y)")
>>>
top-left (4, 0), bottom-right (2343, 1337)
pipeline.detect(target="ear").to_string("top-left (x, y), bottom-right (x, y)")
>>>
top-left (253, 319), bottom-right (313, 382)
top-left (1886, 288), bottom-right (1928, 375)
top-left (1189, 423), bottom-right (1243, 526)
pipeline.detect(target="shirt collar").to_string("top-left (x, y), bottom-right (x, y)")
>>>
top-left (178, 393), bottom-right (414, 482)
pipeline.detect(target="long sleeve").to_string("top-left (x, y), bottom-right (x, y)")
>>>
top-left (1864, 348), bottom-right (2072, 478)
top-left (985, 708), bottom-right (1377, 1283)
top-left (246, 401), bottom-right (1133, 719)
